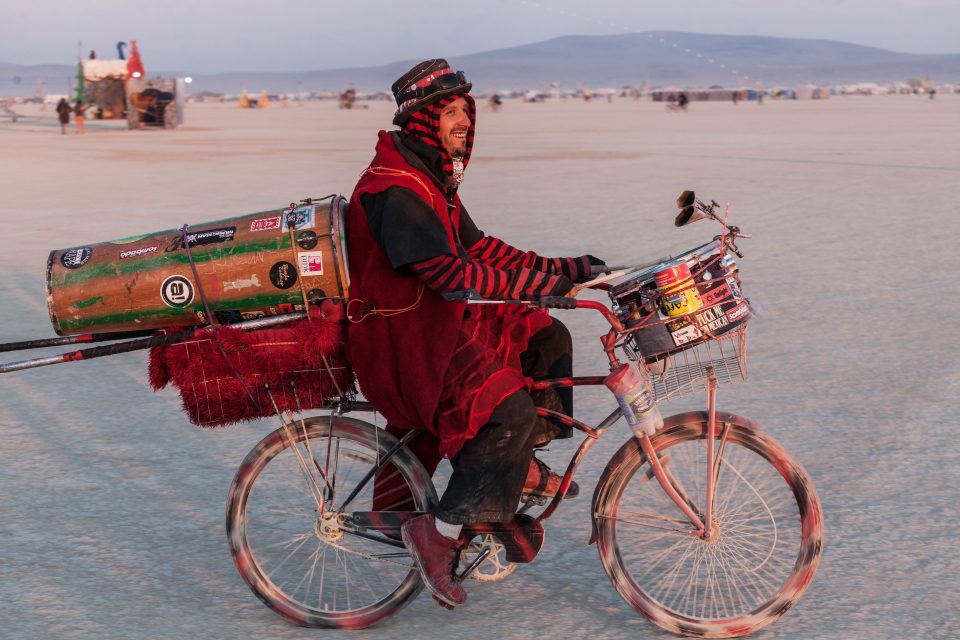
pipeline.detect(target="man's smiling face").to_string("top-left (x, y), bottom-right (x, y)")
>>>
top-left (438, 96), bottom-right (470, 158)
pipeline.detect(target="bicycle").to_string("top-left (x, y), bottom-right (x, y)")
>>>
top-left (224, 192), bottom-right (824, 637)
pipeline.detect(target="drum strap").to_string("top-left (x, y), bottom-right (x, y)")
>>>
top-left (178, 223), bottom-right (263, 413)
top-left (282, 204), bottom-right (314, 318)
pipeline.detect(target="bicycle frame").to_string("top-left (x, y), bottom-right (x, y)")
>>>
top-left (323, 297), bottom-right (734, 545)
top-left (530, 361), bottom-right (725, 539)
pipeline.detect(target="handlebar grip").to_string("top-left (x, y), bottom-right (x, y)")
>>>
top-left (442, 289), bottom-right (482, 302)
top-left (534, 296), bottom-right (578, 310)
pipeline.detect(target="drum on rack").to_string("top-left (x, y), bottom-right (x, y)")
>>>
top-left (609, 240), bottom-right (750, 361)
top-left (46, 196), bottom-right (350, 335)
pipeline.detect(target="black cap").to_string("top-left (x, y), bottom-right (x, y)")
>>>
top-left (392, 59), bottom-right (472, 125)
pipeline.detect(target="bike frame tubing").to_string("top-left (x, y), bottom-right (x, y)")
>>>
top-left (532, 367), bottom-right (718, 536)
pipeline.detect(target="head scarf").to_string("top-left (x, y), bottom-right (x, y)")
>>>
top-left (401, 94), bottom-right (476, 191)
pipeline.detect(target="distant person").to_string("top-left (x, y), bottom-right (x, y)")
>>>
top-left (488, 92), bottom-right (502, 111)
top-left (929, 88), bottom-right (936, 100)
top-left (74, 100), bottom-right (86, 134)
top-left (677, 92), bottom-right (689, 110)
top-left (732, 90), bottom-right (739, 105)
top-left (56, 98), bottom-right (71, 134)
top-left (758, 91), bottom-right (764, 105)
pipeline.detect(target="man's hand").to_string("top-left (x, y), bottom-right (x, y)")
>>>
top-left (589, 263), bottom-right (611, 277)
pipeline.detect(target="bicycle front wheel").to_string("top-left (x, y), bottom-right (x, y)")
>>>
top-left (594, 412), bottom-right (823, 638)
top-left (227, 416), bottom-right (436, 629)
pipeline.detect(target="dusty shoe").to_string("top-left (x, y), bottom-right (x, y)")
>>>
top-left (522, 455), bottom-right (579, 499)
top-left (401, 513), bottom-right (467, 608)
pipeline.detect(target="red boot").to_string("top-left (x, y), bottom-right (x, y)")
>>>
top-left (401, 513), bottom-right (467, 608)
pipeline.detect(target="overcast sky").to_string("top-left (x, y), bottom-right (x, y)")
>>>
top-left (3, 0), bottom-right (959, 73)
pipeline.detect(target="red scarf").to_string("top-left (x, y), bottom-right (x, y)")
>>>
top-left (401, 94), bottom-right (476, 189)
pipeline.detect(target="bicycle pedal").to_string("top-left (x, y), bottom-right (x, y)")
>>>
top-left (456, 547), bottom-right (491, 581)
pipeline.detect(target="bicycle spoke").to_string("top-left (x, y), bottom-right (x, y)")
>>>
top-left (596, 422), bottom-right (821, 633)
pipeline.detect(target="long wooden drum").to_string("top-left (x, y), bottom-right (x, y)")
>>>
top-left (46, 196), bottom-right (350, 335)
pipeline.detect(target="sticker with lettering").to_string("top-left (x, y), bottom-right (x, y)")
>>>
top-left (240, 311), bottom-right (266, 321)
top-left (670, 323), bottom-right (703, 347)
top-left (250, 216), bottom-right (282, 232)
top-left (61, 247), bottom-right (93, 269)
top-left (694, 305), bottom-right (729, 333)
top-left (165, 227), bottom-right (237, 252)
top-left (296, 230), bottom-right (318, 250)
top-left (727, 277), bottom-right (743, 299)
top-left (297, 251), bottom-right (325, 276)
top-left (268, 261), bottom-right (297, 289)
top-left (282, 205), bottom-right (316, 232)
top-left (726, 302), bottom-right (750, 323)
top-left (119, 245), bottom-right (159, 260)
top-left (160, 275), bottom-right (195, 308)
top-left (700, 281), bottom-right (732, 307)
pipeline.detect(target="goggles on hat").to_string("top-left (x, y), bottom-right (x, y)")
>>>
top-left (396, 71), bottom-right (469, 104)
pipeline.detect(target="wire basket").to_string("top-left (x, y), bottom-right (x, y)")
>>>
top-left (645, 323), bottom-right (748, 403)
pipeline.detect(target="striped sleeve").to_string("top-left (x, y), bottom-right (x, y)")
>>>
top-left (409, 253), bottom-right (574, 300)
top-left (466, 235), bottom-right (591, 280)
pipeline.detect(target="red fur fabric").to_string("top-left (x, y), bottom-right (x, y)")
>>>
top-left (148, 306), bottom-right (354, 427)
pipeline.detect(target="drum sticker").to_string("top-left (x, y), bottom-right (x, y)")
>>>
top-left (268, 261), bottom-right (298, 289)
top-left (223, 275), bottom-right (261, 292)
top-left (240, 311), bottom-right (266, 320)
top-left (694, 305), bottom-right (729, 333)
top-left (670, 323), bottom-right (703, 347)
top-left (119, 245), bottom-right (159, 260)
top-left (726, 302), bottom-right (750, 322)
top-left (297, 251), bottom-right (325, 276)
top-left (700, 281), bottom-right (732, 307)
top-left (250, 216), bottom-right (282, 232)
top-left (61, 247), bottom-right (93, 269)
top-left (296, 230), bottom-right (319, 250)
top-left (165, 227), bottom-right (237, 252)
top-left (160, 275), bottom-right (195, 308)
top-left (282, 205), bottom-right (316, 232)
top-left (214, 310), bottom-right (244, 324)
top-left (726, 277), bottom-right (743, 299)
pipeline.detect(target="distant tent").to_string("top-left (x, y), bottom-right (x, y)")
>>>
top-left (126, 40), bottom-right (145, 79)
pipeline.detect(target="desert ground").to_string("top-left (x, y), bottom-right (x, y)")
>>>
top-left (1, 94), bottom-right (958, 639)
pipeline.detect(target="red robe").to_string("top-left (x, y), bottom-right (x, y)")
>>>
top-left (346, 131), bottom-right (550, 458)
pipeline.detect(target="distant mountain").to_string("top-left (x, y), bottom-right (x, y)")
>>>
top-left (3, 31), bottom-right (958, 96)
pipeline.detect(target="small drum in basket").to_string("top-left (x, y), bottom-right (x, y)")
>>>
top-left (609, 240), bottom-right (750, 360)
top-left (46, 196), bottom-right (351, 335)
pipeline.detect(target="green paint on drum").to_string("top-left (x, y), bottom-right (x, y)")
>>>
top-left (49, 236), bottom-right (293, 287)
top-left (57, 291), bottom-right (301, 331)
top-left (71, 295), bottom-right (105, 309)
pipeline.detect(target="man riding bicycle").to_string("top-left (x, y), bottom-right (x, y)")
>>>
top-left (345, 59), bottom-right (607, 608)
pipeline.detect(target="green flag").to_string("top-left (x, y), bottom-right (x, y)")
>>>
top-left (74, 59), bottom-right (84, 103)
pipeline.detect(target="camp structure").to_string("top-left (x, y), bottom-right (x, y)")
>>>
top-left (126, 77), bottom-right (178, 129)
top-left (79, 41), bottom-right (180, 129)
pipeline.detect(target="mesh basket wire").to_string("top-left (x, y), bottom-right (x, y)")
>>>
top-left (644, 324), bottom-right (748, 403)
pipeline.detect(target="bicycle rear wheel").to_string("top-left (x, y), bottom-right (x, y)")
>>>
top-left (226, 416), bottom-right (436, 629)
top-left (593, 412), bottom-right (822, 638)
